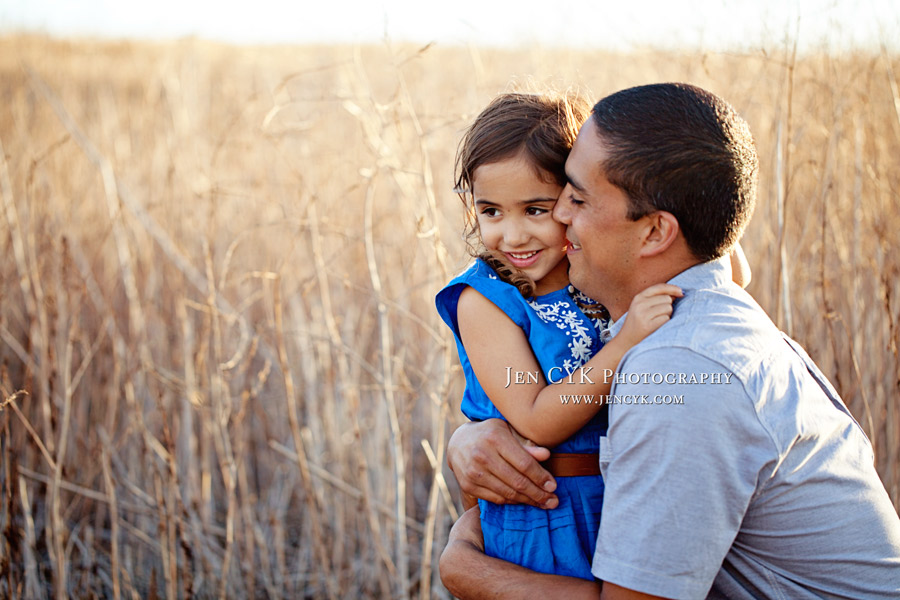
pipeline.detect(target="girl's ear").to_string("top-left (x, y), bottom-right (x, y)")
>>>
top-left (639, 211), bottom-right (680, 257)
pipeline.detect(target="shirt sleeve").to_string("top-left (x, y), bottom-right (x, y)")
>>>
top-left (591, 347), bottom-right (775, 599)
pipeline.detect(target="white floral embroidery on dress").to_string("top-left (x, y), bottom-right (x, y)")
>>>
top-left (527, 296), bottom-right (596, 378)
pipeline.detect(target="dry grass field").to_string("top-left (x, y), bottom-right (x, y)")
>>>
top-left (0, 34), bottom-right (898, 598)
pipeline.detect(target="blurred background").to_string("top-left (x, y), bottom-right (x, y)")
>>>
top-left (1, 1), bottom-right (898, 598)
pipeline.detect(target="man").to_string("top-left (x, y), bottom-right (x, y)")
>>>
top-left (439, 83), bottom-right (900, 599)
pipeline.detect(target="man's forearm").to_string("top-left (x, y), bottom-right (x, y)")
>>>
top-left (438, 508), bottom-right (661, 600)
top-left (440, 536), bottom-right (601, 599)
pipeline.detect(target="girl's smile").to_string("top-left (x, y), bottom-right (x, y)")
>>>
top-left (505, 249), bottom-right (543, 268)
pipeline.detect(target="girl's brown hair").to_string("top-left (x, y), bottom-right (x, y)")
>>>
top-left (454, 90), bottom-right (589, 297)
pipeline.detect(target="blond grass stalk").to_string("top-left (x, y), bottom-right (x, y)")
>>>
top-left (0, 137), bottom-right (35, 327)
top-left (363, 173), bottom-right (411, 597)
top-left (3, 129), bottom-right (54, 460)
top-left (28, 64), bottom-right (282, 399)
top-left (49, 320), bottom-right (76, 600)
top-left (775, 38), bottom-right (797, 336)
top-left (18, 475), bottom-right (45, 600)
top-left (22, 158), bottom-right (55, 460)
top-left (885, 284), bottom-right (899, 506)
top-left (163, 414), bottom-right (181, 600)
top-left (273, 278), bottom-right (338, 599)
top-left (395, 61), bottom-right (451, 279)
top-left (817, 110), bottom-right (877, 440)
top-left (271, 467), bottom-right (290, 592)
top-left (151, 471), bottom-right (173, 599)
top-left (26, 66), bottom-right (149, 365)
top-left (236, 459), bottom-right (271, 598)
top-left (0, 325), bottom-right (36, 377)
top-left (17, 467), bottom-right (119, 507)
top-left (214, 429), bottom-right (237, 600)
top-left (418, 434), bottom-right (452, 600)
top-left (305, 193), bottom-right (397, 594)
top-left (269, 441), bottom-right (426, 534)
top-left (852, 116), bottom-right (863, 365)
top-left (249, 508), bottom-right (280, 600)
top-left (882, 45), bottom-right (900, 134)
top-left (395, 73), bottom-right (461, 593)
top-left (199, 241), bottom-right (240, 599)
top-left (100, 430), bottom-right (122, 600)
top-left (6, 396), bottom-right (55, 471)
top-left (0, 402), bottom-right (9, 598)
top-left (24, 75), bottom-right (186, 592)
top-left (66, 233), bottom-right (127, 437)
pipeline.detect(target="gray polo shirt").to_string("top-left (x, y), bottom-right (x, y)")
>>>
top-left (591, 258), bottom-right (900, 599)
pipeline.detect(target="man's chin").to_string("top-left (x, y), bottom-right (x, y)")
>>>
top-left (568, 266), bottom-right (593, 296)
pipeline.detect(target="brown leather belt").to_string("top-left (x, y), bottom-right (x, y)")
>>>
top-left (541, 452), bottom-right (601, 477)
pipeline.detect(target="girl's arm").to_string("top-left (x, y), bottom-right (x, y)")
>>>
top-left (457, 283), bottom-right (681, 448)
top-left (730, 243), bottom-right (751, 288)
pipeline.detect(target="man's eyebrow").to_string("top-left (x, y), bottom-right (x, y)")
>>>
top-left (565, 171), bottom-right (587, 194)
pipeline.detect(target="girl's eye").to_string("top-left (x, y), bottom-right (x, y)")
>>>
top-left (480, 207), bottom-right (500, 217)
top-left (526, 206), bottom-right (550, 216)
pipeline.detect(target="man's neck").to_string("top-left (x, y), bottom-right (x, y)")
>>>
top-left (607, 256), bottom-right (702, 322)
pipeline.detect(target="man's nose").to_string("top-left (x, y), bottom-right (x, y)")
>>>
top-left (553, 187), bottom-right (571, 223)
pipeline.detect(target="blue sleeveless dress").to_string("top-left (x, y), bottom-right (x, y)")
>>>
top-left (436, 259), bottom-right (609, 580)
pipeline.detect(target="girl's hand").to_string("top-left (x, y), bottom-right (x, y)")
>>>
top-left (616, 284), bottom-right (683, 348)
top-left (730, 243), bottom-right (752, 288)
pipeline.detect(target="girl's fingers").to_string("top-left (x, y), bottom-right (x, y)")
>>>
top-left (639, 283), bottom-right (683, 298)
top-left (633, 296), bottom-right (677, 315)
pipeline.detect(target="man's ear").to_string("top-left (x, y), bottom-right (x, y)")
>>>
top-left (639, 211), bottom-right (680, 257)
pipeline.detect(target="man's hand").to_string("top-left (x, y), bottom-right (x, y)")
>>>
top-left (447, 419), bottom-right (559, 509)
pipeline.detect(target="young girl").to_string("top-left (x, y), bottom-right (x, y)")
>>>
top-left (435, 91), bottom-right (684, 580)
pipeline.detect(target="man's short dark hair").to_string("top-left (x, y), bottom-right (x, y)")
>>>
top-left (591, 83), bottom-right (758, 261)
